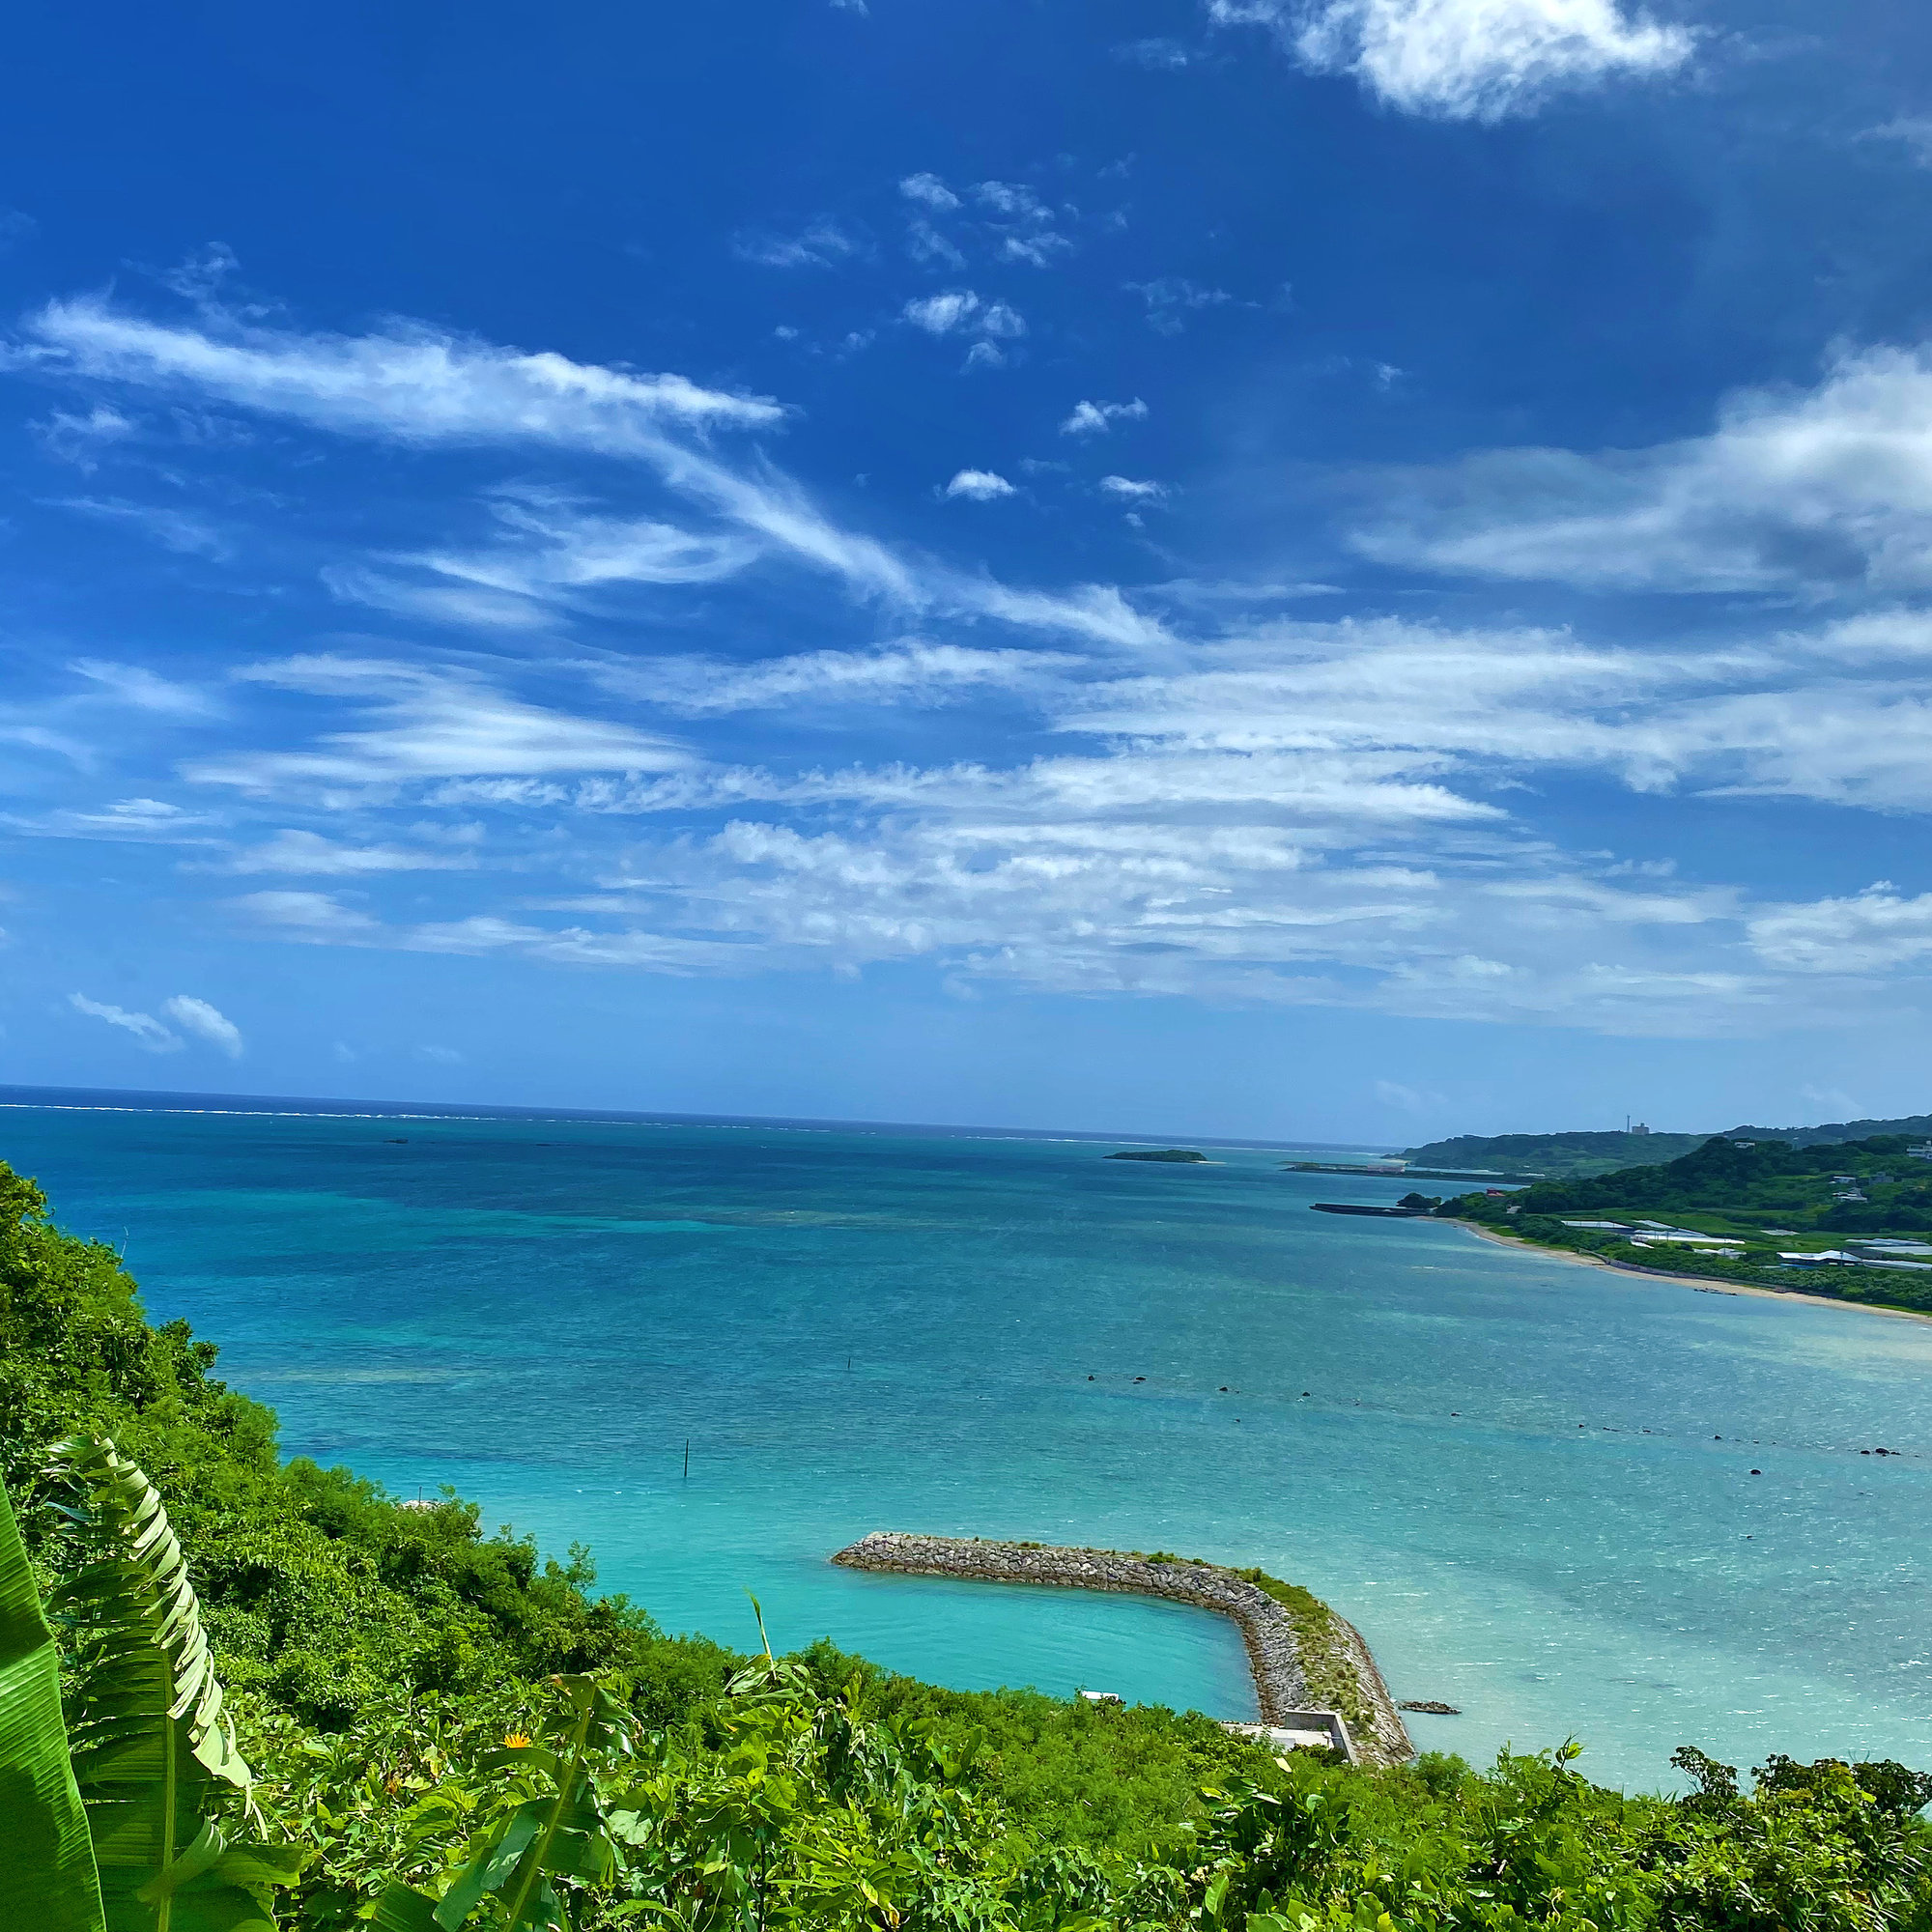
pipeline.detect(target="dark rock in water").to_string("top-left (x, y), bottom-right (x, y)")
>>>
top-left (1312, 1202), bottom-right (1431, 1217)
top-left (1107, 1149), bottom-right (1208, 1162)
top-left (1398, 1700), bottom-right (1462, 1715)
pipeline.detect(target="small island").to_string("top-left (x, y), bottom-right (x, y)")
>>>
top-left (1107, 1148), bottom-right (1208, 1163)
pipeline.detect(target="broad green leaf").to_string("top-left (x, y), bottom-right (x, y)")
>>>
top-left (370, 1883), bottom-right (442, 1932)
top-left (0, 1471), bottom-right (105, 1932)
top-left (45, 1437), bottom-right (292, 1932)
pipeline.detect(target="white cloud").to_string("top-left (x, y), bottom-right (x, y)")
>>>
top-left (945, 469), bottom-right (1016, 501)
top-left (732, 219), bottom-right (861, 269)
top-left (1001, 232), bottom-right (1074, 269)
top-left (187, 659), bottom-right (690, 793)
top-left (69, 993), bottom-right (181, 1052)
top-left (47, 496), bottom-right (231, 560)
top-left (16, 797), bottom-right (219, 842)
top-left (1125, 278), bottom-right (1232, 334)
top-left (901, 292), bottom-right (1025, 339)
top-left (973, 182), bottom-right (1053, 220)
top-left (904, 292), bottom-right (979, 335)
top-left (220, 829), bottom-right (480, 874)
top-left (1211, 0), bottom-right (1694, 121)
top-left (1356, 343), bottom-right (1932, 595)
top-left (1061, 398), bottom-right (1149, 436)
top-left (70, 660), bottom-right (222, 719)
top-left (25, 297), bottom-right (781, 440)
top-left (899, 173), bottom-right (960, 212)
top-left (905, 218), bottom-right (968, 269)
top-left (1748, 887), bottom-right (1932, 975)
top-left (162, 994), bottom-right (243, 1057)
top-left (228, 889), bottom-right (382, 938)
top-left (595, 642), bottom-right (1064, 714)
top-left (414, 1043), bottom-right (464, 1064)
top-left (22, 298), bottom-right (1187, 639)
top-left (33, 404), bottom-right (134, 469)
top-left (20, 303), bottom-right (936, 605)
top-left (1865, 117), bottom-right (1932, 167)
top-left (1118, 37), bottom-right (1195, 67)
top-left (327, 493), bottom-right (758, 630)
top-left (1099, 475), bottom-right (1167, 500)
top-left (201, 605), bottom-right (1932, 1032)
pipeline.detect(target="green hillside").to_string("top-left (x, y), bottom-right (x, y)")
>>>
top-left (1408, 1114), bottom-right (1932, 1180)
top-left (1726, 1111), bottom-right (1932, 1148)
top-left (1402, 1129), bottom-right (1709, 1178)
top-left (1447, 1133), bottom-right (1932, 1312)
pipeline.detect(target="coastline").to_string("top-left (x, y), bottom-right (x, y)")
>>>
top-left (1454, 1220), bottom-right (1932, 1326)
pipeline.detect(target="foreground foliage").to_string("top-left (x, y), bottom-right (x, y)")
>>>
top-left (4, 1155), bottom-right (1930, 1931)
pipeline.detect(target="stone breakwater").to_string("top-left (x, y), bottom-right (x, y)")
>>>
top-left (830, 1532), bottom-right (1412, 1767)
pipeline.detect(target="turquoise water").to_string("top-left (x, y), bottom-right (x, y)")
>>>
top-left (6, 1095), bottom-right (1932, 1790)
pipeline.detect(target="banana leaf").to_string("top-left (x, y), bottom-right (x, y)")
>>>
top-left (0, 1469), bottom-right (104, 1932)
top-left (47, 1436), bottom-right (300, 1932)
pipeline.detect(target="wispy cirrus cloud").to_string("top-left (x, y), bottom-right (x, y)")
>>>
top-left (1124, 278), bottom-right (1231, 334)
top-left (187, 658), bottom-right (691, 793)
top-left (731, 218), bottom-right (864, 269)
top-left (217, 828), bottom-right (482, 874)
top-left (69, 992), bottom-right (182, 1051)
top-left (22, 297), bottom-right (781, 439)
top-left (17, 297), bottom-right (1181, 646)
top-left (46, 495), bottom-right (231, 559)
top-left (590, 641), bottom-right (1067, 716)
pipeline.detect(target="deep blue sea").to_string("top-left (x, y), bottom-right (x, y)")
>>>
top-left (6, 1090), bottom-right (1931, 1791)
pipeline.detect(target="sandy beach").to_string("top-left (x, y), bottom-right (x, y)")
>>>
top-left (1455, 1219), bottom-right (1932, 1326)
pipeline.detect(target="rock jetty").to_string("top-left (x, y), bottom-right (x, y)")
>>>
top-left (830, 1531), bottom-right (1412, 1766)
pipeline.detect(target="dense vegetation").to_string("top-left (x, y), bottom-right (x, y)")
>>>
top-left (1446, 1134), bottom-right (1932, 1314)
top-left (7, 1154), bottom-right (1931, 1929)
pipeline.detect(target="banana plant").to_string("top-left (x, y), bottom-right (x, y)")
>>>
top-left (46, 1435), bottom-right (303, 1932)
top-left (0, 1467), bottom-right (104, 1932)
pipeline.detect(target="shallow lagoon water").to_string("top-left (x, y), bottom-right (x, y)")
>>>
top-left (8, 1096), bottom-right (1932, 1789)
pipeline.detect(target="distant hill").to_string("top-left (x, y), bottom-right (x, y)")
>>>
top-left (1724, 1112), bottom-right (1932, 1148)
top-left (1401, 1130), bottom-right (1709, 1179)
top-left (1406, 1113), bottom-right (1932, 1179)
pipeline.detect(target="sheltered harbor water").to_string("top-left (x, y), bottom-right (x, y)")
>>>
top-left (6, 1093), bottom-right (1931, 1789)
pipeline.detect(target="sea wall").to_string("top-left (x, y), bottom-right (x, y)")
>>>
top-left (830, 1531), bottom-right (1413, 1767)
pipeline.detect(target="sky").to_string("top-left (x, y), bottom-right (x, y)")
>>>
top-left (6, 0), bottom-right (1932, 1144)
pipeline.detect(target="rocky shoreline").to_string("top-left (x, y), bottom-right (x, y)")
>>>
top-left (830, 1531), bottom-right (1413, 1766)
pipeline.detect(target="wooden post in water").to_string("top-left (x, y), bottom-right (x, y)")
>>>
top-left (683, 1438), bottom-right (690, 1480)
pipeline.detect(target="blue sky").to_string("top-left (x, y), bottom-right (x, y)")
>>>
top-left (6, 0), bottom-right (1932, 1143)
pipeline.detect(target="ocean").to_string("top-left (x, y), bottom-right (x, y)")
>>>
top-left (5, 1089), bottom-right (1930, 1790)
